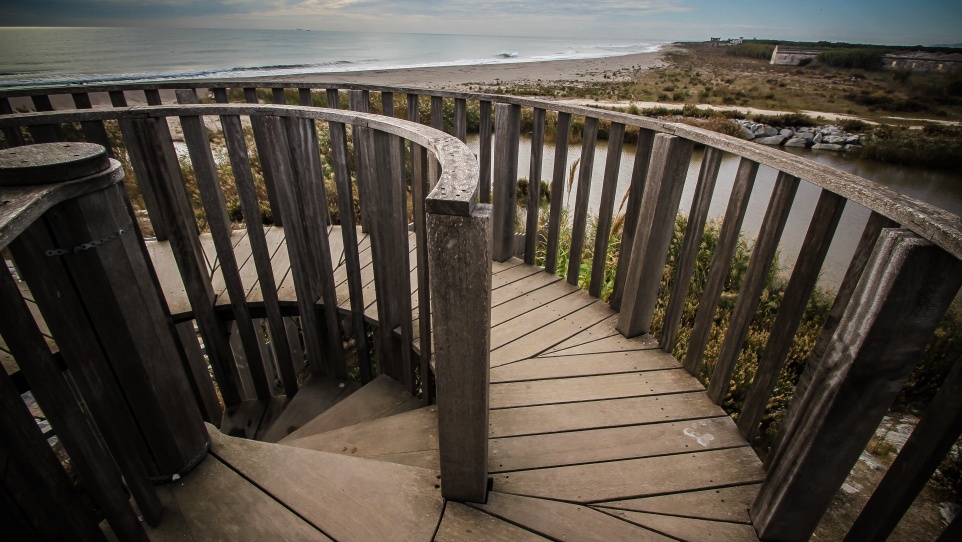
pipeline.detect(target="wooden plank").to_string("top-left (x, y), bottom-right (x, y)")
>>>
top-left (492, 103), bottom-right (521, 262)
top-left (566, 116), bottom-right (599, 285)
top-left (491, 268), bottom-right (565, 307)
top-left (616, 134), bottom-right (694, 337)
top-left (27, 94), bottom-right (61, 143)
top-left (454, 98), bottom-right (467, 141)
top-left (436, 501), bottom-right (550, 542)
top-left (491, 350), bottom-right (680, 383)
top-left (846, 353), bottom-right (962, 541)
top-left (478, 100), bottom-right (493, 203)
top-left (738, 190), bottom-right (846, 440)
top-left (753, 229), bottom-right (962, 542)
top-left (208, 424), bottom-right (444, 542)
top-left (601, 484), bottom-right (760, 524)
top-left (242, 88), bottom-right (283, 227)
top-left (542, 314), bottom-right (620, 354)
top-left (544, 112), bottom-right (571, 274)
top-left (490, 417), bottom-right (745, 472)
top-left (660, 146), bottom-right (723, 352)
top-left (409, 133), bottom-right (432, 402)
top-left (523, 107), bottom-right (545, 264)
top-left (490, 291), bottom-right (593, 350)
top-left (491, 300), bottom-right (614, 366)
top-left (70, 92), bottom-right (114, 158)
top-left (280, 374), bottom-right (420, 442)
top-left (708, 172), bottom-right (800, 404)
top-left (598, 508), bottom-right (759, 541)
top-left (492, 256), bottom-right (525, 274)
top-left (541, 327), bottom-right (659, 357)
top-left (175, 320), bottom-right (223, 425)
top-left (491, 259), bottom-right (541, 288)
top-left (159, 454), bottom-right (332, 541)
top-left (588, 121), bottom-right (625, 297)
top-left (258, 376), bottom-right (359, 442)
top-left (473, 491), bottom-right (673, 541)
top-left (283, 405), bottom-right (438, 470)
top-left (490, 368), bottom-right (705, 409)
top-left (428, 204), bottom-right (493, 503)
top-left (682, 158), bottom-right (759, 375)
top-left (491, 277), bottom-right (576, 326)
top-left (492, 447), bottom-right (763, 502)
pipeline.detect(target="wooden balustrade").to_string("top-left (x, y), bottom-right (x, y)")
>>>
top-left (2, 82), bottom-right (962, 539)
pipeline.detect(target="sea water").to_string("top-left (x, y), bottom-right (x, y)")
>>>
top-left (0, 26), bottom-right (665, 88)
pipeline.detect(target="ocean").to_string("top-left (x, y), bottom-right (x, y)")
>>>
top-left (0, 26), bottom-right (665, 88)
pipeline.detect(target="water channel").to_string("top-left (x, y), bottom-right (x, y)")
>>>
top-left (465, 134), bottom-right (962, 291)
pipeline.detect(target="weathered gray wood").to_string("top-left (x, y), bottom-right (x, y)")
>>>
top-left (682, 158), bottom-right (759, 374)
top-left (492, 103), bottom-right (521, 262)
top-left (298, 89), bottom-right (332, 226)
top-left (491, 277), bottom-right (576, 326)
top-left (660, 146), bottom-right (723, 352)
top-left (599, 508), bottom-right (760, 541)
top-left (474, 492), bottom-right (671, 541)
top-left (617, 134), bottom-right (694, 337)
top-left (176, 320), bottom-right (224, 424)
top-left (437, 501), bottom-right (549, 542)
top-left (0, 97), bottom-right (26, 147)
top-left (176, 89), bottom-right (272, 400)
top-left (490, 291), bottom-right (592, 350)
top-left (328, 121), bottom-right (372, 382)
top-left (492, 300), bottom-right (614, 366)
top-left (428, 204), bottom-right (492, 502)
top-left (490, 417), bottom-right (742, 472)
top-left (491, 267), bottom-right (565, 307)
top-left (27, 94), bottom-right (61, 143)
top-left (271, 87), bottom-right (287, 104)
top-left (326, 88), bottom-right (340, 108)
top-left (380, 91), bottom-right (394, 117)
top-left (602, 484), bottom-right (759, 524)
top-left (348, 90), bottom-right (373, 232)
top-left (70, 92), bottom-right (114, 158)
top-left (523, 107), bottom-right (546, 265)
top-left (431, 95), bottom-right (444, 132)
top-left (218, 106), bottom-right (298, 397)
top-left (738, 190), bottom-right (846, 440)
top-left (406, 98), bottom-right (432, 401)
top-left (208, 425), bottom-right (444, 542)
top-left (0, 365), bottom-right (106, 541)
top-left (491, 350), bottom-right (678, 383)
top-left (845, 353), bottom-right (962, 541)
top-left (478, 100), bottom-right (493, 203)
top-left (752, 229), bottom-right (962, 542)
top-left (491, 369), bottom-right (704, 409)
top-left (493, 446), bottom-right (763, 502)
top-left (257, 376), bottom-right (359, 442)
top-left (566, 116), bottom-right (599, 285)
top-left (589, 121), bottom-right (625, 297)
top-left (708, 172), bottom-right (800, 404)
top-left (143, 89), bottom-right (163, 105)
top-left (242, 87), bottom-right (284, 227)
top-left (454, 98), bottom-right (467, 142)
top-left (0, 265), bottom-right (151, 539)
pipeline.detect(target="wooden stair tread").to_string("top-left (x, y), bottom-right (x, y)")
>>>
top-left (596, 507), bottom-right (760, 541)
top-left (435, 502), bottom-right (549, 542)
top-left (207, 424), bottom-right (443, 542)
top-left (220, 395), bottom-right (288, 441)
top-left (279, 374), bottom-right (422, 443)
top-left (601, 484), bottom-right (760, 524)
top-left (146, 453), bottom-right (331, 541)
top-left (258, 376), bottom-right (360, 443)
top-left (490, 350), bottom-right (672, 383)
top-left (283, 406), bottom-right (439, 470)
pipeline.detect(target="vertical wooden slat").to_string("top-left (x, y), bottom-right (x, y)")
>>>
top-left (327, 88), bottom-right (340, 109)
top-left (349, 90), bottom-right (373, 233)
top-left (454, 98), bottom-right (467, 142)
top-left (108, 91), bottom-right (128, 107)
top-left (523, 108), bottom-right (546, 265)
top-left (408, 92), bottom-right (433, 400)
top-left (143, 89), bottom-right (163, 106)
top-left (431, 96), bottom-right (444, 132)
top-left (28, 94), bottom-right (62, 143)
top-left (382, 91), bottom-right (395, 117)
top-left (566, 116), bottom-right (599, 286)
top-left (175, 320), bottom-right (225, 423)
top-left (125, 116), bottom-right (243, 405)
top-left (845, 353), bottom-right (962, 541)
top-left (215, 104), bottom-right (298, 397)
top-left (610, 129), bottom-right (656, 310)
top-left (0, 266), bottom-right (150, 540)
top-left (0, 363), bottom-right (105, 541)
top-left (544, 112), bottom-right (571, 274)
top-left (478, 100), bottom-right (493, 204)
top-left (707, 172), bottom-right (800, 404)
top-left (329, 120), bottom-right (372, 383)
top-left (616, 134), bottom-right (694, 337)
top-left (737, 190), bottom-right (846, 440)
top-left (298, 87), bottom-right (314, 107)
top-left (492, 103), bottom-right (521, 262)
top-left (429, 204), bottom-right (492, 502)
top-left (682, 158), bottom-right (759, 374)
top-left (659, 146), bottom-right (723, 351)
top-left (296, 89), bottom-right (332, 226)
top-left (70, 92), bottom-right (114, 157)
top-left (752, 229), bottom-right (962, 542)
top-left (0, 97), bottom-right (27, 147)
top-left (242, 87), bottom-right (284, 227)
top-left (176, 90), bottom-right (272, 400)
top-left (588, 121), bottom-right (626, 297)
top-left (272, 87), bottom-right (287, 105)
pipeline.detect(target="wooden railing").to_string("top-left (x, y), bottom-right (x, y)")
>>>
top-left (2, 81), bottom-right (962, 541)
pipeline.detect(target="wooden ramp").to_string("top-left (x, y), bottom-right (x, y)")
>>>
top-left (126, 227), bottom-right (764, 540)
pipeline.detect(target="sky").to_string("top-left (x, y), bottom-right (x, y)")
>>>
top-left (1, 0), bottom-right (960, 46)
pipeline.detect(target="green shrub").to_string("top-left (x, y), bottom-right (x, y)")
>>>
top-left (728, 43), bottom-right (776, 60)
top-left (818, 48), bottom-right (885, 70)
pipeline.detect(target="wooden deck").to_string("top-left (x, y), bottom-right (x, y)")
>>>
top-left (9, 225), bottom-right (764, 541)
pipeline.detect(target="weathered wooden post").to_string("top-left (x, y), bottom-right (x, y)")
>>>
top-left (2, 143), bottom-right (210, 481)
top-left (491, 103), bottom-right (520, 262)
top-left (751, 228), bottom-right (962, 541)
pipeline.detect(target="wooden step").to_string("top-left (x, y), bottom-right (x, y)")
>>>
top-left (207, 423), bottom-right (443, 542)
top-left (282, 406), bottom-right (439, 470)
top-left (279, 374), bottom-right (421, 443)
top-left (258, 376), bottom-right (360, 443)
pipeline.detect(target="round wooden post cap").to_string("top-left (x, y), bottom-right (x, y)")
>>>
top-left (0, 142), bottom-right (111, 186)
